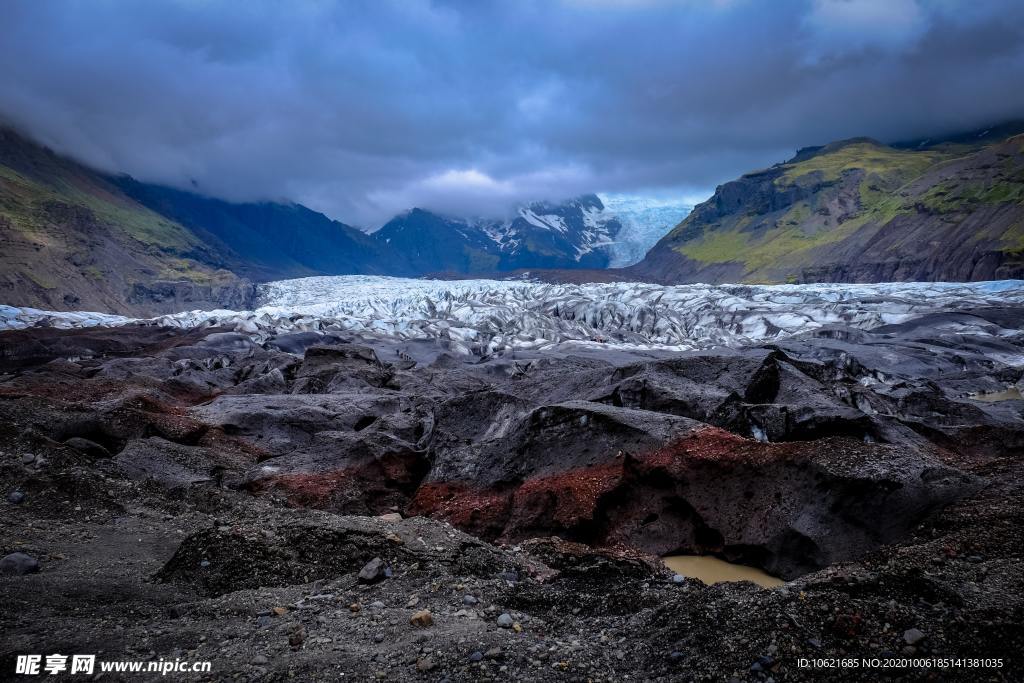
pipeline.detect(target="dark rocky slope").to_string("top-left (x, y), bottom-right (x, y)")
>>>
top-left (1, 308), bottom-right (1022, 679)
top-left (632, 133), bottom-right (1024, 284)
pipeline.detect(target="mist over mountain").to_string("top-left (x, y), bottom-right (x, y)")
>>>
top-left (0, 126), bottom-right (666, 312)
top-left (3, 119), bottom-right (1024, 316)
top-left (2, 1), bottom-right (1023, 225)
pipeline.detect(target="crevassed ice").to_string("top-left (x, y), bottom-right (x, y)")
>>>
top-left (2, 276), bottom-right (1023, 356)
top-left (599, 193), bottom-right (694, 267)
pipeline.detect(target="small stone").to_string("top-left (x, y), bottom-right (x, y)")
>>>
top-left (378, 512), bottom-right (402, 523)
top-left (271, 606), bottom-right (288, 617)
top-left (20, 453), bottom-right (35, 465)
top-left (410, 609), bottom-right (433, 627)
top-left (251, 655), bottom-right (268, 666)
top-left (416, 657), bottom-right (436, 672)
top-left (497, 570), bottom-right (519, 583)
top-left (406, 596), bottom-right (420, 608)
top-left (484, 647), bottom-right (502, 660)
top-left (288, 625), bottom-right (306, 648)
top-left (349, 603), bottom-right (362, 613)
top-left (512, 622), bottom-right (522, 633)
top-left (496, 613), bottom-right (514, 628)
top-left (370, 600), bottom-right (386, 609)
top-left (469, 651), bottom-right (484, 662)
top-left (358, 557), bottom-right (386, 584)
top-left (462, 595), bottom-right (478, 606)
top-left (967, 555), bottom-right (983, 563)
top-left (373, 633), bottom-right (385, 644)
top-left (0, 552), bottom-right (40, 576)
top-left (5, 490), bottom-right (25, 505)
top-left (672, 574), bottom-right (686, 584)
top-left (903, 628), bottom-right (926, 645)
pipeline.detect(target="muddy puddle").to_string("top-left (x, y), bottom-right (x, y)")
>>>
top-left (663, 555), bottom-right (785, 588)
top-left (969, 387), bottom-right (1023, 402)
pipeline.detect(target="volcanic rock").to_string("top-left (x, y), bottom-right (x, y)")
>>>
top-left (358, 557), bottom-right (386, 584)
top-left (0, 552), bottom-right (40, 575)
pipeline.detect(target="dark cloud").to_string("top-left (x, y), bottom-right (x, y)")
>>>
top-left (1, 0), bottom-right (1022, 227)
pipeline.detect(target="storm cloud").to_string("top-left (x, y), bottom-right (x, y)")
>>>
top-left (2, 0), bottom-right (1023, 227)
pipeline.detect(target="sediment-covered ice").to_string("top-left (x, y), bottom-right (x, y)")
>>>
top-left (2, 276), bottom-right (1023, 355)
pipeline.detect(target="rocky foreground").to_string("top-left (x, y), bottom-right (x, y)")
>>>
top-left (1, 307), bottom-right (1023, 681)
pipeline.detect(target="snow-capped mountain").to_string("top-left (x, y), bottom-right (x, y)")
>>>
top-left (373, 194), bottom-right (624, 274)
top-left (492, 194), bottom-right (623, 268)
top-left (598, 193), bottom-right (694, 267)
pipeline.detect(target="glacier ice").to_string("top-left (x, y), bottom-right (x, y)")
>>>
top-left (599, 193), bottom-right (694, 267)
top-left (3, 276), bottom-right (1023, 358)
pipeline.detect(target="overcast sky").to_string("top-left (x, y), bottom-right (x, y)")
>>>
top-left (2, 0), bottom-right (1023, 227)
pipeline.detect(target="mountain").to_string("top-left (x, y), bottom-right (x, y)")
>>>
top-left (632, 130), bottom-right (1024, 284)
top-left (114, 178), bottom-right (396, 282)
top-left (0, 126), bottom-right (405, 314)
top-left (492, 194), bottom-right (623, 269)
top-left (372, 208), bottom-right (501, 276)
top-left (0, 127), bottom-right (252, 314)
top-left (0, 125), bottom-right (631, 315)
top-left (373, 194), bottom-right (623, 274)
top-left (9, 118), bottom-right (1020, 317)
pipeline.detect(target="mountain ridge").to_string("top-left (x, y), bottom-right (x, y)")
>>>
top-left (630, 131), bottom-right (1024, 284)
top-left (373, 194), bottom-right (624, 274)
top-left (0, 126), bottom-right (254, 315)
top-left (4, 122), bottom-right (1024, 316)
top-left (112, 176), bottom-right (397, 282)
top-left (0, 126), bottom-right (638, 313)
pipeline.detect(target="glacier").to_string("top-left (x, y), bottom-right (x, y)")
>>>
top-left (2, 276), bottom-right (1023, 358)
top-left (599, 193), bottom-right (694, 267)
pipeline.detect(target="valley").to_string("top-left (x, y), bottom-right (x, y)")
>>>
top-left (4, 123), bottom-right (1024, 322)
top-left (3, 3), bottom-right (1024, 680)
top-left (1, 276), bottom-right (1022, 679)
top-left (2, 121), bottom-right (1023, 681)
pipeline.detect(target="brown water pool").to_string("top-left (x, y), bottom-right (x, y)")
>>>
top-left (969, 387), bottom-right (1023, 402)
top-left (663, 555), bottom-right (785, 588)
